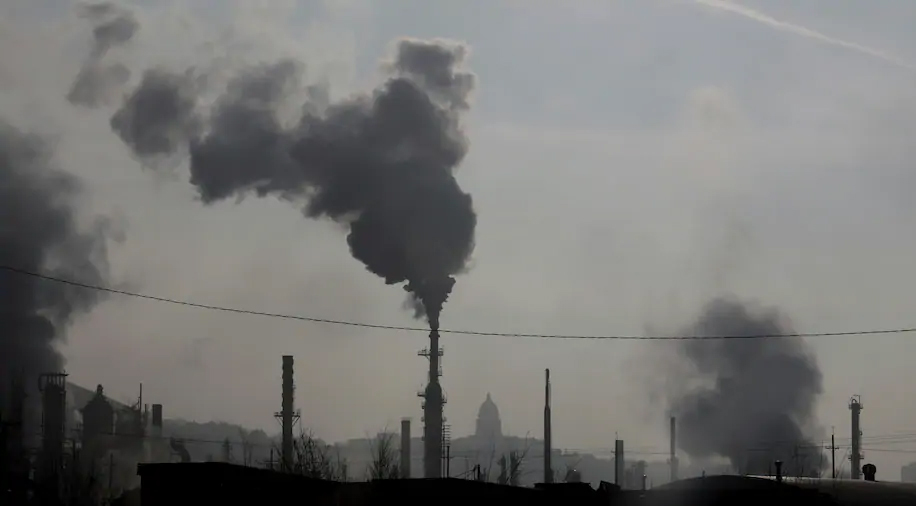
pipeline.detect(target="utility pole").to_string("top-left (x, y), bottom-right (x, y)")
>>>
top-left (826, 429), bottom-right (838, 479)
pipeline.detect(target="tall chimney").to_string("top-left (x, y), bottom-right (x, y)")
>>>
top-left (419, 330), bottom-right (445, 478)
top-left (38, 372), bottom-right (68, 491)
top-left (669, 416), bottom-right (678, 483)
top-left (850, 396), bottom-right (863, 480)
top-left (151, 404), bottom-right (163, 438)
top-left (281, 355), bottom-right (295, 472)
top-left (614, 439), bottom-right (625, 487)
top-left (544, 368), bottom-right (552, 484)
top-left (400, 418), bottom-right (411, 478)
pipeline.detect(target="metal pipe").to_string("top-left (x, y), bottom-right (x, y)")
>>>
top-left (544, 369), bottom-right (552, 484)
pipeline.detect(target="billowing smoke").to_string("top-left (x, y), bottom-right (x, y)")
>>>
top-left (104, 38), bottom-right (477, 329)
top-left (67, 2), bottom-right (139, 107)
top-left (0, 119), bottom-right (112, 423)
top-left (668, 297), bottom-right (826, 476)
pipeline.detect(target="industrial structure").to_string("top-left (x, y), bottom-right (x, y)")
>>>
top-left (543, 368), bottom-right (552, 484)
top-left (614, 439), bottom-right (625, 486)
top-left (399, 418), bottom-right (411, 478)
top-left (418, 329), bottom-right (445, 478)
top-left (38, 372), bottom-right (68, 495)
top-left (849, 395), bottom-right (863, 480)
top-left (668, 416), bottom-right (678, 483)
top-left (276, 355), bottom-right (300, 472)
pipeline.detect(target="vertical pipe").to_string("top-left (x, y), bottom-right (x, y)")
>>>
top-left (670, 416), bottom-right (678, 483)
top-left (543, 368), bottom-right (552, 484)
top-left (615, 440), bottom-right (625, 487)
top-left (775, 460), bottom-right (783, 483)
top-left (400, 418), bottom-right (411, 478)
top-left (281, 355), bottom-right (294, 472)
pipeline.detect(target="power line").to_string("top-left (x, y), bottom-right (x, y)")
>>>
top-left (4, 264), bottom-right (916, 340)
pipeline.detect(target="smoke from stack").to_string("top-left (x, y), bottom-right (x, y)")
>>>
top-left (67, 2), bottom-right (139, 107)
top-left (666, 296), bottom-right (825, 476)
top-left (80, 8), bottom-right (477, 329)
top-left (0, 119), bottom-right (113, 436)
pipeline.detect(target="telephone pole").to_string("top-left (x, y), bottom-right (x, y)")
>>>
top-left (826, 428), bottom-right (838, 479)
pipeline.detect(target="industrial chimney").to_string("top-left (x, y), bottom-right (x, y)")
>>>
top-left (278, 355), bottom-right (298, 472)
top-left (614, 439), bottom-right (625, 487)
top-left (418, 330), bottom-right (445, 478)
top-left (38, 372), bottom-right (68, 490)
top-left (669, 416), bottom-right (678, 483)
top-left (543, 368), bottom-right (552, 484)
top-left (850, 396), bottom-right (863, 480)
top-left (400, 418), bottom-right (411, 478)
top-left (151, 404), bottom-right (163, 438)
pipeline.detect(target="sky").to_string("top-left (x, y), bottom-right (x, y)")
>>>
top-left (2, 0), bottom-right (916, 477)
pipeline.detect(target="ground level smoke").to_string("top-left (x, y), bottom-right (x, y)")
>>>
top-left (668, 297), bottom-right (826, 477)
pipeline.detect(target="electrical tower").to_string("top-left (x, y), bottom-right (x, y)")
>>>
top-left (418, 329), bottom-right (446, 478)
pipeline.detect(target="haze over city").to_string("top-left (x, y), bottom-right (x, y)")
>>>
top-left (3, 0), bottom-right (916, 483)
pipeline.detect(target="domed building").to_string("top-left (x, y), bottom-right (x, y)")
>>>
top-left (474, 393), bottom-right (503, 443)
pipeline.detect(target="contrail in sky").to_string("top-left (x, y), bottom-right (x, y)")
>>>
top-left (694, 0), bottom-right (915, 71)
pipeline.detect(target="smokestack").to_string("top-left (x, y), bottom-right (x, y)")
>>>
top-left (38, 372), bottom-right (67, 490)
top-left (615, 440), bottom-right (625, 487)
top-left (670, 416), bottom-right (678, 483)
top-left (419, 330), bottom-right (444, 478)
top-left (281, 355), bottom-right (295, 472)
top-left (400, 418), bottom-right (411, 478)
top-left (850, 395), bottom-right (863, 480)
top-left (544, 368), bottom-right (552, 484)
top-left (151, 404), bottom-right (163, 438)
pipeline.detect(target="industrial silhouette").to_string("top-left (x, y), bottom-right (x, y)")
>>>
top-left (3, 356), bottom-right (915, 505)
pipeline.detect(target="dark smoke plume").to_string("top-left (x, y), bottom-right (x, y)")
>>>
top-left (668, 297), bottom-right (826, 476)
top-left (0, 119), bottom-right (112, 425)
top-left (67, 2), bottom-right (139, 107)
top-left (108, 39), bottom-right (477, 329)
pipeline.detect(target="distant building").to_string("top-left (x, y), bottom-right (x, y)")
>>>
top-left (475, 393), bottom-right (503, 443)
top-left (81, 385), bottom-right (115, 445)
top-left (903, 462), bottom-right (916, 483)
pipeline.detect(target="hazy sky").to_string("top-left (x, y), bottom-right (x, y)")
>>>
top-left (3, 0), bottom-right (916, 476)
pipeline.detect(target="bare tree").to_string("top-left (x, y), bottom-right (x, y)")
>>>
top-left (289, 430), bottom-right (348, 481)
top-left (221, 437), bottom-right (234, 463)
top-left (367, 431), bottom-right (400, 480)
top-left (237, 428), bottom-right (254, 466)
top-left (508, 434), bottom-right (533, 486)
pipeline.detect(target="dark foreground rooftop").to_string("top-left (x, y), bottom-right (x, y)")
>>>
top-left (137, 463), bottom-right (916, 506)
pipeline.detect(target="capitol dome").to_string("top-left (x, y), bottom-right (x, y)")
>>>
top-left (475, 392), bottom-right (503, 441)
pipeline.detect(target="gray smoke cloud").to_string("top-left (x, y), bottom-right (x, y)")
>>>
top-left (106, 38), bottom-right (477, 329)
top-left (669, 297), bottom-right (826, 476)
top-left (67, 2), bottom-right (139, 107)
top-left (0, 119), bottom-right (112, 425)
